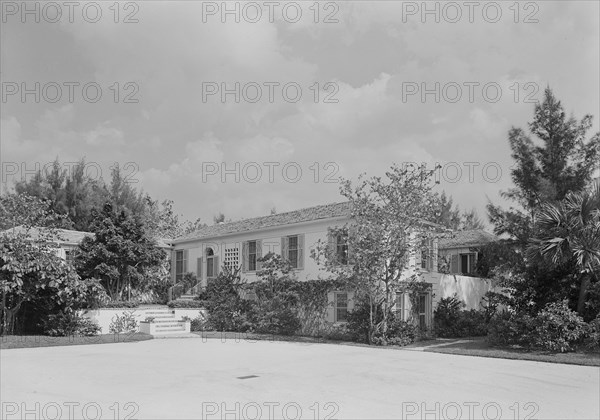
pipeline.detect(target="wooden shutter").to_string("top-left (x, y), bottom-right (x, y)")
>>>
top-left (347, 290), bottom-right (355, 313)
top-left (327, 232), bottom-right (336, 264)
top-left (433, 239), bottom-right (439, 272)
top-left (213, 256), bottom-right (220, 277)
top-left (451, 254), bottom-right (459, 274)
top-left (171, 250), bottom-right (177, 283)
top-left (242, 241), bottom-right (248, 273)
top-left (326, 291), bottom-right (335, 323)
top-left (281, 236), bottom-right (289, 262)
top-left (197, 257), bottom-right (203, 281)
top-left (346, 227), bottom-right (354, 265)
top-left (297, 234), bottom-right (305, 269)
top-left (183, 249), bottom-right (189, 273)
top-left (256, 240), bottom-right (263, 271)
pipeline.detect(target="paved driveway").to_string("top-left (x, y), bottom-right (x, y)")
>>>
top-left (1, 337), bottom-right (599, 419)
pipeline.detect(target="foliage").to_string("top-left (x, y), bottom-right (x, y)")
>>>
top-left (311, 163), bottom-right (445, 344)
top-left (346, 297), bottom-right (416, 346)
top-left (167, 300), bottom-right (205, 308)
top-left (197, 267), bottom-right (253, 332)
top-left (530, 301), bottom-right (587, 352)
top-left (101, 301), bottom-right (139, 309)
top-left (190, 315), bottom-right (208, 332)
top-left (433, 296), bottom-right (488, 338)
top-left (487, 311), bottom-right (535, 347)
top-left (74, 202), bottom-right (166, 300)
top-left (252, 296), bottom-right (301, 335)
top-left (181, 272), bottom-right (198, 292)
top-left (42, 312), bottom-right (101, 337)
top-left (433, 192), bottom-right (485, 230)
top-left (109, 311), bottom-right (139, 334)
top-left (583, 315), bottom-right (600, 351)
top-left (528, 181), bottom-right (600, 317)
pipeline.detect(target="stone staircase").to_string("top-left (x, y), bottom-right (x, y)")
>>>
top-left (177, 294), bottom-right (196, 301)
top-left (144, 308), bottom-right (187, 335)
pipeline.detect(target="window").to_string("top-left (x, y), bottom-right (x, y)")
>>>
top-left (206, 248), bottom-right (215, 279)
top-left (282, 235), bottom-right (304, 269)
top-left (331, 231), bottom-right (348, 265)
top-left (420, 238), bottom-right (435, 271)
top-left (334, 292), bottom-right (348, 322)
top-left (248, 241), bottom-right (257, 271)
top-left (459, 253), bottom-right (476, 274)
top-left (224, 246), bottom-right (240, 270)
top-left (175, 250), bottom-right (186, 282)
top-left (417, 294), bottom-right (427, 330)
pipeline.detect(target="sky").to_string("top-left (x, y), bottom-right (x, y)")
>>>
top-left (1, 0), bottom-right (599, 226)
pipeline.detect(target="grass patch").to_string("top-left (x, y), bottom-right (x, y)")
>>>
top-left (0, 333), bottom-right (153, 350)
top-left (422, 337), bottom-right (600, 366)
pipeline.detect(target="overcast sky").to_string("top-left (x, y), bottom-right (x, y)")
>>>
top-left (1, 0), bottom-right (599, 226)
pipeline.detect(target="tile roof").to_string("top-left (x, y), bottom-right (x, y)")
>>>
top-left (175, 202), bottom-right (352, 242)
top-left (438, 229), bottom-right (498, 249)
top-left (1, 226), bottom-right (93, 245)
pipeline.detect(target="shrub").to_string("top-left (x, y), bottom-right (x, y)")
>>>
top-left (190, 315), bottom-right (208, 332)
top-left (385, 317), bottom-right (418, 346)
top-left (531, 301), bottom-right (587, 352)
top-left (487, 311), bottom-right (534, 347)
top-left (167, 300), bottom-right (206, 308)
top-left (109, 311), bottom-right (139, 334)
top-left (101, 301), bottom-right (139, 309)
top-left (42, 312), bottom-right (101, 337)
top-left (434, 296), bottom-right (489, 338)
top-left (253, 296), bottom-right (301, 336)
top-left (583, 315), bottom-right (600, 351)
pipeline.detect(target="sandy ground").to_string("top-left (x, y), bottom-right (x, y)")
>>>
top-left (1, 337), bottom-right (599, 419)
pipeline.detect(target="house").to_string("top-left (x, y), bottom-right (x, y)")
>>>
top-left (438, 229), bottom-right (498, 275)
top-left (171, 202), bottom-right (496, 329)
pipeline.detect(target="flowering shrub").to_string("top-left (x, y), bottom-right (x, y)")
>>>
top-left (42, 312), bottom-right (101, 337)
top-left (531, 301), bottom-right (587, 352)
top-left (109, 310), bottom-right (139, 334)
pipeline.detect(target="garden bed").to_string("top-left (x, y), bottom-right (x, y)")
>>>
top-left (0, 333), bottom-right (153, 349)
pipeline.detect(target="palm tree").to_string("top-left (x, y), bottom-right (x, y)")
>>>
top-left (529, 180), bottom-right (600, 315)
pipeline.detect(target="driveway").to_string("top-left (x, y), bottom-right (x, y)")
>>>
top-left (1, 337), bottom-right (598, 419)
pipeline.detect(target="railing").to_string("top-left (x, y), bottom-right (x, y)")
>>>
top-left (167, 282), bottom-right (184, 301)
top-left (189, 282), bottom-right (202, 296)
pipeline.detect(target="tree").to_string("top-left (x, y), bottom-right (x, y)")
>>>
top-left (75, 203), bottom-right (166, 300)
top-left (213, 213), bottom-right (226, 224)
top-left (0, 195), bottom-right (103, 335)
top-left (312, 164), bottom-right (443, 344)
top-left (488, 87), bottom-right (600, 242)
top-left (461, 208), bottom-right (485, 230)
top-left (433, 192), bottom-right (461, 230)
top-left (528, 181), bottom-right (600, 317)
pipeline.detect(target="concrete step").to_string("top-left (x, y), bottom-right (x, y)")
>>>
top-left (155, 327), bottom-right (186, 333)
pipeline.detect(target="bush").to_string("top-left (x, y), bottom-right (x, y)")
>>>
top-left (101, 301), bottom-right (139, 309)
top-left (385, 317), bottom-right (418, 346)
top-left (434, 296), bottom-right (488, 338)
top-left (583, 316), bottom-right (600, 351)
top-left (253, 296), bottom-right (301, 336)
top-left (167, 300), bottom-right (206, 308)
top-left (109, 311), bottom-right (139, 334)
top-left (487, 311), bottom-right (535, 347)
top-left (42, 312), bottom-right (101, 337)
top-left (531, 301), bottom-right (587, 352)
top-left (190, 315), bottom-right (208, 332)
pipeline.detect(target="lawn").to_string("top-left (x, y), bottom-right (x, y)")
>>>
top-left (0, 333), bottom-right (153, 349)
top-left (418, 337), bottom-right (600, 366)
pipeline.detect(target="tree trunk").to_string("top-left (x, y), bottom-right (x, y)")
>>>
top-left (577, 275), bottom-right (591, 315)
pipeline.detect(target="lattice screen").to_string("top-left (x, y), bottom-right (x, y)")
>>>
top-left (224, 246), bottom-right (240, 270)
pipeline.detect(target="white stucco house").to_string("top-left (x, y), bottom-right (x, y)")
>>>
top-left (171, 202), bottom-right (497, 328)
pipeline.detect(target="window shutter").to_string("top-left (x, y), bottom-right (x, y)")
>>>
top-left (327, 232), bottom-right (336, 264)
top-left (415, 245), bottom-right (422, 269)
top-left (403, 293), bottom-right (411, 322)
top-left (426, 292), bottom-right (433, 328)
top-left (433, 239), bottom-right (439, 272)
top-left (171, 250), bottom-right (177, 283)
top-left (297, 234), bottom-right (305, 269)
top-left (183, 249), bottom-right (189, 273)
top-left (242, 241), bottom-right (248, 273)
top-left (256, 240), bottom-right (263, 271)
top-left (281, 236), bottom-right (289, 261)
top-left (451, 254), bottom-right (459, 274)
top-left (197, 257), bottom-right (203, 281)
top-left (213, 256), bottom-right (220, 277)
top-left (326, 291), bottom-right (335, 323)
top-left (347, 290), bottom-right (355, 313)
top-left (346, 227), bottom-right (354, 265)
